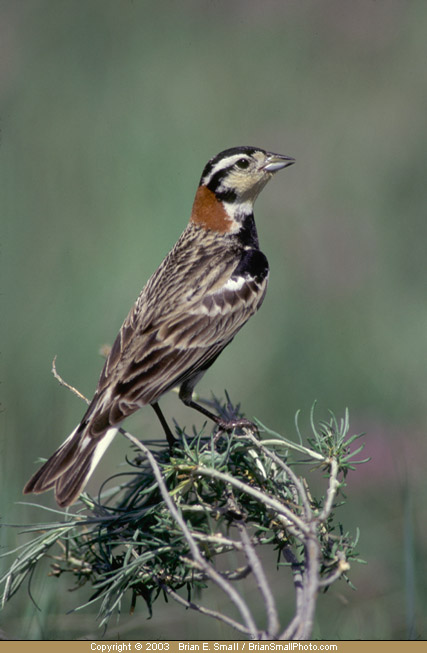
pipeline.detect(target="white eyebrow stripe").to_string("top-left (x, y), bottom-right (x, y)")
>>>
top-left (202, 154), bottom-right (249, 185)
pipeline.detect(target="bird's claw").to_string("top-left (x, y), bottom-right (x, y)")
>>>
top-left (215, 417), bottom-right (259, 435)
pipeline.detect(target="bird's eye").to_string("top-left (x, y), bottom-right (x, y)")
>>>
top-left (236, 158), bottom-right (250, 169)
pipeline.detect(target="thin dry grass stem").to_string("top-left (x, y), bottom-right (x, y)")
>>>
top-left (51, 356), bottom-right (90, 405)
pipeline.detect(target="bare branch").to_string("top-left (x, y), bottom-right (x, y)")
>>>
top-left (279, 547), bottom-right (305, 640)
top-left (316, 458), bottom-right (340, 522)
top-left (159, 583), bottom-right (252, 636)
top-left (238, 523), bottom-right (279, 639)
top-left (297, 534), bottom-right (320, 640)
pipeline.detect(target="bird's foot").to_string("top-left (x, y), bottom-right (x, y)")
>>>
top-left (215, 417), bottom-right (259, 435)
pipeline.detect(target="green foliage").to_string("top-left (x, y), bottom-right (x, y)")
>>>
top-left (1, 397), bottom-right (367, 637)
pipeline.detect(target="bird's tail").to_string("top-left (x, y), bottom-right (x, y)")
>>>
top-left (23, 424), bottom-right (118, 507)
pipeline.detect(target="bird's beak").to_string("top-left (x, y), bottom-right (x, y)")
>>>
top-left (262, 152), bottom-right (295, 173)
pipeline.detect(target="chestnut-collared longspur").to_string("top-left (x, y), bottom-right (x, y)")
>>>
top-left (24, 146), bottom-right (295, 506)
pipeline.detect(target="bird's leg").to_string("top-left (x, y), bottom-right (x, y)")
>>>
top-left (151, 402), bottom-right (177, 448)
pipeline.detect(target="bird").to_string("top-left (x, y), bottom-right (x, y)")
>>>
top-left (24, 146), bottom-right (295, 507)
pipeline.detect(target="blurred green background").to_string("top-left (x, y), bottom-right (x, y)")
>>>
top-left (1, 0), bottom-right (427, 640)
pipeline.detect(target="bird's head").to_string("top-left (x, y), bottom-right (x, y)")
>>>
top-left (191, 146), bottom-right (295, 233)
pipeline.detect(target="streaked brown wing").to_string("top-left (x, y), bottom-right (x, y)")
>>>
top-left (88, 272), bottom-right (267, 432)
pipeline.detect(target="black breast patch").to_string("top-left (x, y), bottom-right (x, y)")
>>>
top-left (233, 248), bottom-right (269, 283)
